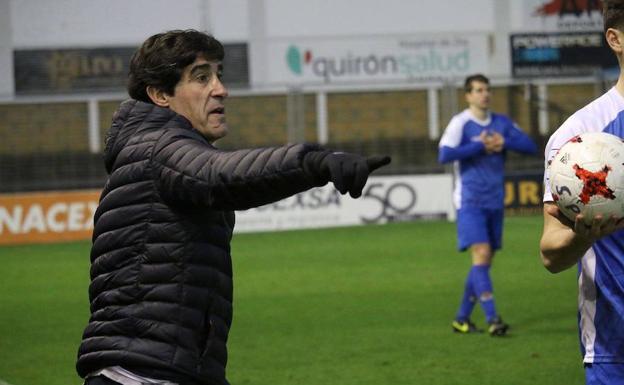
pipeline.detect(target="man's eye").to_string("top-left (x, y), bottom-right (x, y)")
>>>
top-left (197, 74), bottom-right (210, 82)
top-left (217, 71), bottom-right (224, 80)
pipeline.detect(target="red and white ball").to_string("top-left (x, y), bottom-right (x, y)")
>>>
top-left (547, 132), bottom-right (624, 224)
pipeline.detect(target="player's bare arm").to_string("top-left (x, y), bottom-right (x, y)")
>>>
top-left (540, 202), bottom-right (594, 273)
top-left (540, 202), bottom-right (624, 273)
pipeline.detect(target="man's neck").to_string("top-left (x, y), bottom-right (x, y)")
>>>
top-left (469, 106), bottom-right (488, 121)
top-left (615, 74), bottom-right (624, 98)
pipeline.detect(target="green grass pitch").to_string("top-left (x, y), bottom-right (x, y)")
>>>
top-left (0, 215), bottom-right (583, 385)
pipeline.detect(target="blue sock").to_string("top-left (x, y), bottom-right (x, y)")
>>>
top-left (472, 264), bottom-right (498, 323)
top-left (455, 267), bottom-right (477, 321)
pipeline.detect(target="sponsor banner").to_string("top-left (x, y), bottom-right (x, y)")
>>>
top-left (511, 0), bottom-right (604, 32)
top-left (266, 35), bottom-right (488, 85)
top-left (510, 31), bottom-right (617, 77)
top-left (504, 171), bottom-right (544, 214)
top-left (0, 190), bottom-right (99, 245)
top-left (0, 174), bottom-right (454, 244)
top-left (14, 47), bottom-right (134, 94)
top-left (235, 175), bottom-right (454, 233)
top-left (14, 43), bottom-right (249, 94)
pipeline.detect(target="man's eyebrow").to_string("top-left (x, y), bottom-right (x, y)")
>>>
top-left (189, 64), bottom-right (213, 76)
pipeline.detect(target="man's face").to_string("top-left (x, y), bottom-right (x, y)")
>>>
top-left (465, 81), bottom-right (491, 110)
top-left (167, 57), bottom-right (229, 142)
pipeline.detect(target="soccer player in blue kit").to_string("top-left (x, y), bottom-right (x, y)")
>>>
top-left (439, 74), bottom-right (537, 336)
top-left (541, 1), bottom-right (624, 383)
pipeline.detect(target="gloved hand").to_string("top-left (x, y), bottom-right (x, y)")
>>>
top-left (304, 150), bottom-right (391, 198)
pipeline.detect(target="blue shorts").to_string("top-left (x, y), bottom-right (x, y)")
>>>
top-left (586, 363), bottom-right (624, 385)
top-left (456, 207), bottom-right (503, 251)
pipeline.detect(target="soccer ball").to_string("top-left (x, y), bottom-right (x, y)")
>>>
top-left (548, 132), bottom-right (624, 224)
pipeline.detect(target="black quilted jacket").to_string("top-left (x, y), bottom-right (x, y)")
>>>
top-left (76, 100), bottom-right (325, 385)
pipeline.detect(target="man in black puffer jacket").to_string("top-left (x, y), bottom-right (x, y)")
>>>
top-left (76, 30), bottom-right (390, 385)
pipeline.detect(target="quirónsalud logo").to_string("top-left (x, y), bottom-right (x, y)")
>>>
top-left (285, 44), bottom-right (470, 82)
top-left (286, 45), bottom-right (312, 75)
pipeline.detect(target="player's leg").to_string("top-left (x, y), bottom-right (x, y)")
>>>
top-left (479, 208), bottom-right (508, 336)
top-left (471, 242), bottom-right (492, 265)
top-left (470, 243), bottom-right (496, 322)
top-left (452, 207), bottom-right (488, 333)
top-left (452, 266), bottom-right (481, 333)
top-left (585, 363), bottom-right (624, 385)
top-left (470, 242), bottom-right (507, 335)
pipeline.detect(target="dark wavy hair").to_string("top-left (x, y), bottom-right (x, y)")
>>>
top-left (127, 29), bottom-right (225, 103)
top-left (464, 73), bottom-right (489, 93)
top-left (604, 0), bottom-right (624, 32)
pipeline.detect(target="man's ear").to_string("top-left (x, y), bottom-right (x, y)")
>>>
top-left (146, 86), bottom-right (170, 107)
top-left (606, 28), bottom-right (624, 55)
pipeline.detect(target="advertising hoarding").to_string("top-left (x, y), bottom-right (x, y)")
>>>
top-left (266, 35), bottom-right (489, 85)
top-left (510, 31), bottom-right (617, 77)
top-left (14, 44), bottom-right (249, 94)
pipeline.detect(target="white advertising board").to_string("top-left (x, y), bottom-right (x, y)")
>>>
top-left (265, 34), bottom-right (488, 85)
top-left (235, 174), bottom-right (454, 233)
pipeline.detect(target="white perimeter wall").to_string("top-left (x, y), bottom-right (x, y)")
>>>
top-left (10, 0), bottom-right (249, 47)
top-left (11, 0), bottom-right (495, 47)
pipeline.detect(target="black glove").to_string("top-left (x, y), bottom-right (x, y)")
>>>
top-left (304, 150), bottom-right (391, 198)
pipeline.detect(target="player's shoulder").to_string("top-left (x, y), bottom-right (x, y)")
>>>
top-left (565, 88), bottom-right (624, 131)
top-left (440, 110), bottom-right (472, 146)
top-left (449, 109), bottom-right (472, 125)
top-left (549, 89), bottom-right (624, 145)
top-left (490, 112), bottom-right (517, 129)
top-left (490, 112), bottom-right (512, 122)
top-left (444, 109), bottom-right (472, 132)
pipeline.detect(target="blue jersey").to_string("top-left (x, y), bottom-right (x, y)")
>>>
top-left (439, 109), bottom-right (537, 209)
top-left (544, 87), bottom-right (624, 364)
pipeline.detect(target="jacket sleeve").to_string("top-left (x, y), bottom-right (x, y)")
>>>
top-left (151, 129), bottom-right (326, 210)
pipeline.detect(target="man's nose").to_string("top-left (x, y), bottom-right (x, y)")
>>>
top-left (212, 78), bottom-right (229, 98)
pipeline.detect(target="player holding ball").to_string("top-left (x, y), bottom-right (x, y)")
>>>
top-left (541, 1), bottom-right (624, 383)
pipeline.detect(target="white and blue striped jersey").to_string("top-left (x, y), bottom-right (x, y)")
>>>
top-left (439, 109), bottom-right (537, 209)
top-left (543, 87), bottom-right (624, 364)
